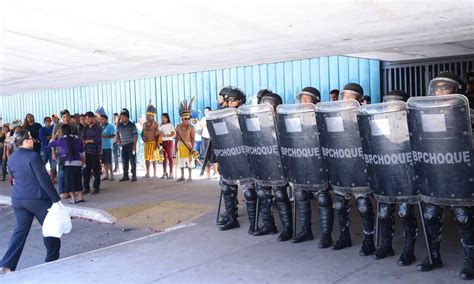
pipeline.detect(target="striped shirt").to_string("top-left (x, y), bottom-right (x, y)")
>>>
top-left (117, 121), bottom-right (138, 145)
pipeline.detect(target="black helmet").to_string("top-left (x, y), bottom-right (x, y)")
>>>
top-left (297, 86), bottom-right (321, 104)
top-left (383, 90), bottom-right (409, 102)
top-left (341, 83), bottom-right (364, 102)
top-left (259, 91), bottom-right (283, 108)
top-left (427, 71), bottom-right (463, 96)
top-left (256, 89), bottom-right (273, 104)
top-left (218, 87), bottom-right (232, 98)
top-left (225, 87), bottom-right (246, 104)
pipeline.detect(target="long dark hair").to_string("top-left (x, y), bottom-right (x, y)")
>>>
top-left (21, 113), bottom-right (34, 129)
top-left (61, 124), bottom-right (75, 161)
top-left (161, 113), bottom-right (171, 124)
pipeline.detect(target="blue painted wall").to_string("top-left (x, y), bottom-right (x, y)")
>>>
top-left (0, 55), bottom-right (380, 125)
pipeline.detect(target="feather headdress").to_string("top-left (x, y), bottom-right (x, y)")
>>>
top-left (146, 99), bottom-right (157, 115)
top-left (179, 97), bottom-right (195, 119)
top-left (96, 105), bottom-right (106, 116)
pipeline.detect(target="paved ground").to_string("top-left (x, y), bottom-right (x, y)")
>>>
top-left (0, 167), bottom-right (469, 283)
top-left (0, 205), bottom-right (152, 271)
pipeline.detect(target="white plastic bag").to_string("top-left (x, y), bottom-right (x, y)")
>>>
top-left (42, 202), bottom-right (72, 238)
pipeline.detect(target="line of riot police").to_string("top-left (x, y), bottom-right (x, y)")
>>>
top-left (204, 71), bottom-right (474, 280)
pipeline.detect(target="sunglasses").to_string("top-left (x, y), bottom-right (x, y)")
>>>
top-left (183, 118), bottom-right (190, 120)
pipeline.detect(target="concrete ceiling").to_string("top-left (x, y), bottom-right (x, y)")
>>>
top-left (1, 0), bottom-right (473, 96)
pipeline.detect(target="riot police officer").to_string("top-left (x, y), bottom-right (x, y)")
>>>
top-left (371, 90), bottom-right (418, 266)
top-left (217, 87), bottom-right (260, 234)
top-left (293, 87), bottom-right (335, 247)
top-left (252, 90), bottom-right (293, 241)
top-left (414, 72), bottom-right (474, 280)
top-left (332, 83), bottom-right (376, 256)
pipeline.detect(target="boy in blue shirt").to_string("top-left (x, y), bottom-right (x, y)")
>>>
top-left (100, 114), bottom-right (116, 181)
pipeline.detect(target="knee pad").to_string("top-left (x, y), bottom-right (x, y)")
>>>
top-left (317, 191), bottom-right (332, 207)
top-left (452, 206), bottom-right (470, 225)
top-left (378, 202), bottom-right (393, 221)
top-left (422, 203), bottom-right (443, 224)
top-left (356, 197), bottom-right (372, 216)
top-left (334, 194), bottom-right (349, 211)
top-left (274, 187), bottom-right (289, 202)
top-left (244, 187), bottom-right (257, 201)
top-left (397, 203), bottom-right (413, 219)
top-left (256, 186), bottom-right (272, 201)
top-left (295, 189), bottom-right (309, 201)
top-left (221, 184), bottom-right (236, 195)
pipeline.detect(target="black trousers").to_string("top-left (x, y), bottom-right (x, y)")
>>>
top-left (1, 158), bottom-right (7, 180)
top-left (1, 198), bottom-right (61, 270)
top-left (113, 143), bottom-right (120, 169)
top-left (83, 153), bottom-right (101, 190)
top-left (121, 143), bottom-right (136, 177)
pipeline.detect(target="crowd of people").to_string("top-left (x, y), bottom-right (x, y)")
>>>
top-left (0, 100), bottom-right (218, 204)
top-left (1, 71), bottom-right (473, 280)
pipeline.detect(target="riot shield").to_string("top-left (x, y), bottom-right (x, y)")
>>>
top-left (276, 103), bottom-right (328, 191)
top-left (238, 104), bottom-right (287, 187)
top-left (358, 102), bottom-right (418, 203)
top-left (206, 108), bottom-right (253, 186)
top-left (407, 94), bottom-right (474, 206)
top-left (315, 100), bottom-right (371, 194)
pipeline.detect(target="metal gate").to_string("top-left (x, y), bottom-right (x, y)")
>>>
top-left (381, 55), bottom-right (474, 98)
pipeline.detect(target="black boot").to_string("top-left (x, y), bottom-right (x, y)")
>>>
top-left (217, 209), bottom-right (238, 225)
top-left (416, 204), bottom-right (443, 271)
top-left (219, 186), bottom-right (240, 231)
top-left (397, 204), bottom-right (417, 266)
top-left (333, 194), bottom-right (352, 250)
top-left (293, 190), bottom-right (313, 243)
top-left (275, 201), bottom-right (293, 241)
top-left (374, 203), bottom-right (395, 260)
top-left (460, 244), bottom-right (474, 280)
top-left (220, 208), bottom-right (238, 218)
top-left (317, 191), bottom-right (334, 248)
top-left (333, 230), bottom-right (351, 250)
top-left (243, 188), bottom-right (258, 234)
top-left (357, 196), bottom-right (376, 256)
top-left (360, 234), bottom-right (376, 256)
top-left (253, 187), bottom-right (278, 236)
top-left (246, 200), bottom-right (258, 235)
top-left (453, 206), bottom-right (474, 280)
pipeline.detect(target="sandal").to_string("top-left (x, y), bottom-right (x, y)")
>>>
top-left (76, 199), bottom-right (85, 203)
top-left (176, 177), bottom-right (185, 182)
top-left (69, 200), bottom-right (77, 204)
top-left (160, 173), bottom-right (168, 179)
top-left (61, 193), bottom-right (70, 199)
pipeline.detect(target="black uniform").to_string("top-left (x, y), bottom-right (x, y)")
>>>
top-left (414, 72), bottom-right (474, 280)
top-left (252, 91), bottom-right (293, 241)
top-left (292, 87), bottom-right (335, 247)
top-left (331, 83), bottom-right (376, 256)
top-left (215, 87), bottom-right (259, 233)
top-left (368, 90), bottom-right (418, 265)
